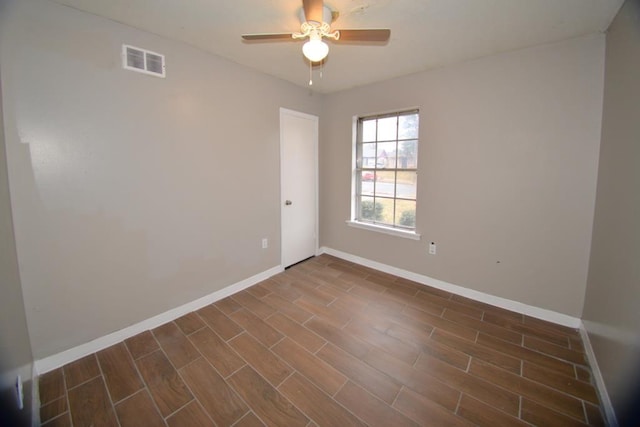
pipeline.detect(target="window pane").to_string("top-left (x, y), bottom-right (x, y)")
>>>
top-left (360, 171), bottom-right (375, 196)
top-left (377, 117), bottom-right (397, 141)
top-left (362, 143), bottom-right (377, 168)
top-left (376, 141), bottom-right (396, 169)
top-left (398, 113), bottom-right (419, 139)
top-left (374, 171), bottom-right (396, 197)
top-left (376, 197), bottom-right (394, 225)
top-left (395, 200), bottom-right (416, 228)
top-left (360, 196), bottom-right (382, 221)
top-left (362, 120), bottom-right (376, 142)
top-left (396, 171), bottom-right (417, 199)
top-left (397, 140), bottom-right (418, 169)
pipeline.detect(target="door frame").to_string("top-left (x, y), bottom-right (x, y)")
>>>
top-left (279, 107), bottom-right (319, 269)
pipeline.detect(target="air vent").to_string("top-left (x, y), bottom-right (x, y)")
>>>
top-left (122, 45), bottom-right (166, 78)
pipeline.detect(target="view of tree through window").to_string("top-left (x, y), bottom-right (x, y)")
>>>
top-left (355, 110), bottom-right (419, 230)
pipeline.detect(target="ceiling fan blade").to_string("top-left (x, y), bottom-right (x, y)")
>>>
top-left (336, 29), bottom-right (391, 42)
top-left (303, 0), bottom-right (324, 24)
top-left (242, 33), bottom-right (294, 41)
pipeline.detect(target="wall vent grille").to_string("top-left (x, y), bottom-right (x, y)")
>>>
top-left (122, 45), bottom-right (166, 78)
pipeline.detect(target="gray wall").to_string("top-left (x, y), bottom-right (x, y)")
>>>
top-left (0, 64), bottom-right (33, 424)
top-left (320, 34), bottom-right (605, 317)
top-left (583, 0), bottom-right (640, 422)
top-left (0, 0), bottom-right (321, 360)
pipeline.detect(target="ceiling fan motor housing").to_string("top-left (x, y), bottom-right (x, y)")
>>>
top-left (298, 4), bottom-right (335, 25)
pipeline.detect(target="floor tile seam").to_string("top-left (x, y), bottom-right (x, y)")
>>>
top-left (175, 355), bottom-right (250, 426)
top-left (457, 392), bottom-right (528, 424)
top-left (402, 306), bottom-right (480, 339)
top-left (92, 350), bottom-right (123, 427)
top-left (175, 318), bottom-right (207, 337)
top-left (39, 396), bottom-right (68, 425)
top-left (330, 376), bottom-right (350, 399)
top-left (60, 364), bottom-right (72, 426)
top-left (518, 371), bottom-right (601, 405)
top-left (230, 336), bottom-right (297, 389)
top-left (465, 360), bottom-right (592, 422)
top-left (125, 335), bottom-right (160, 362)
top-left (417, 298), bottom-right (484, 321)
top-left (476, 332), bottom-right (580, 368)
top-left (39, 383), bottom-right (65, 408)
top-left (444, 312), bottom-right (526, 343)
top-left (412, 361), bottom-right (521, 415)
top-left (518, 395), bottom-right (523, 419)
top-left (266, 310), bottom-right (329, 351)
top-left (231, 294), bottom-right (278, 319)
top-left (318, 346), bottom-right (404, 402)
top-left (522, 360), bottom-right (600, 389)
top-left (40, 411), bottom-right (69, 427)
top-left (278, 372), bottom-right (377, 427)
top-left (63, 368), bottom-right (102, 393)
top-left (194, 308), bottom-right (244, 343)
top-left (453, 391), bottom-right (464, 416)
top-left (267, 333), bottom-right (288, 351)
top-left (580, 400), bottom-right (592, 426)
top-left (519, 345), bottom-right (589, 371)
top-left (229, 410), bottom-right (262, 427)
top-left (430, 333), bottom-right (527, 370)
top-left (241, 369), bottom-right (306, 425)
top-left (38, 371), bottom-right (63, 405)
top-left (101, 341), bottom-right (148, 406)
top-left (154, 324), bottom-right (205, 371)
top-left (134, 345), bottom-right (187, 425)
top-left (160, 390), bottom-right (206, 425)
top-left (521, 340), bottom-right (588, 365)
top-left (489, 323), bottom-right (575, 346)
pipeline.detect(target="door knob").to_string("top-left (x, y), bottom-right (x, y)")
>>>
top-left (285, 200), bottom-right (292, 205)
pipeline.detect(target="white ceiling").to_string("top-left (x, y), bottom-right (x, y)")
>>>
top-left (51, 0), bottom-right (624, 93)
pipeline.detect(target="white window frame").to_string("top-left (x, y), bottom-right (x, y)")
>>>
top-left (347, 109), bottom-right (421, 240)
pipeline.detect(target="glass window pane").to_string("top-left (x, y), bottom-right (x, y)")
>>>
top-left (395, 200), bottom-right (416, 228)
top-left (360, 171), bottom-right (375, 196)
top-left (376, 141), bottom-right (396, 169)
top-left (360, 196), bottom-right (383, 221)
top-left (396, 171), bottom-right (417, 199)
top-left (362, 143), bottom-right (377, 168)
top-left (377, 117), bottom-right (397, 141)
top-left (397, 140), bottom-right (418, 169)
top-left (362, 120), bottom-right (376, 142)
top-left (374, 171), bottom-right (396, 197)
top-left (376, 198), bottom-right (394, 225)
top-left (398, 113), bottom-right (419, 139)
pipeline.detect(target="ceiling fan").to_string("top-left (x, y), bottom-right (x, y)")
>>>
top-left (241, 0), bottom-right (391, 63)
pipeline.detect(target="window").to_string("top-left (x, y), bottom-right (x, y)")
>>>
top-left (352, 110), bottom-right (419, 236)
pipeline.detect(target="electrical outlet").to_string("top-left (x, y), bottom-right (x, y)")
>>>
top-left (262, 238), bottom-right (268, 249)
top-left (428, 242), bottom-right (436, 255)
top-left (15, 375), bottom-right (23, 410)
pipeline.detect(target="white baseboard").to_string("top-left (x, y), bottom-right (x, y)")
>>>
top-left (319, 246), bottom-right (581, 328)
top-left (580, 322), bottom-right (618, 427)
top-left (34, 265), bottom-right (283, 375)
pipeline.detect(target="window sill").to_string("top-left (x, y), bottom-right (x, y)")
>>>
top-left (346, 220), bottom-right (421, 240)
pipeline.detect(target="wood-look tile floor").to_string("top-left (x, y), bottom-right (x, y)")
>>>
top-left (39, 254), bottom-right (606, 426)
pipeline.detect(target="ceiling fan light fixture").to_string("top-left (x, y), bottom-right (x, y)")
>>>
top-left (302, 38), bottom-right (329, 62)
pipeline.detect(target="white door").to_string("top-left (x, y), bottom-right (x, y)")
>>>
top-left (280, 108), bottom-right (318, 268)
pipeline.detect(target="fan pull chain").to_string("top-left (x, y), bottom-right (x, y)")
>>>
top-left (309, 60), bottom-right (313, 86)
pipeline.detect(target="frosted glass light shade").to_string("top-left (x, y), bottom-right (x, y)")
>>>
top-left (302, 39), bottom-right (329, 62)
